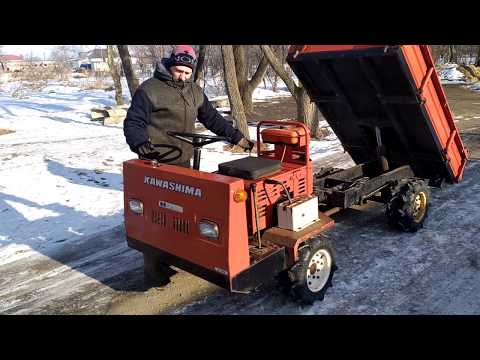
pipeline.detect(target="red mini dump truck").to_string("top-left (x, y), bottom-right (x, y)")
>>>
top-left (123, 45), bottom-right (468, 304)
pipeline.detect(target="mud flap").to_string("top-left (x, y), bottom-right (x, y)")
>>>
top-left (231, 247), bottom-right (287, 293)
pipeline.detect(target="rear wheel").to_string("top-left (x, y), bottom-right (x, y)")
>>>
top-left (278, 237), bottom-right (337, 305)
top-left (385, 178), bottom-right (430, 232)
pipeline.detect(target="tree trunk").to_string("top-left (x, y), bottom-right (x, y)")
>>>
top-left (247, 53), bottom-right (269, 105)
top-left (448, 45), bottom-right (457, 63)
top-left (194, 45), bottom-right (207, 85)
top-left (232, 45), bottom-right (250, 113)
top-left (310, 107), bottom-right (320, 139)
top-left (260, 45), bottom-right (296, 94)
top-left (309, 107), bottom-right (330, 139)
top-left (272, 72), bottom-right (278, 92)
top-left (221, 45), bottom-right (249, 140)
top-left (233, 45), bottom-right (269, 118)
top-left (106, 45), bottom-right (124, 105)
top-left (294, 87), bottom-right (317, 127)
top-left (261, 45), bottom-right (320, 134)
top-left (117, 45), bottom-right (139, 97)
top-left (476, 45), bottom-right (480, 67)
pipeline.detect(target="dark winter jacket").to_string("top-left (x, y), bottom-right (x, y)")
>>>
top-left (124, 58), bottom-right (244, 164)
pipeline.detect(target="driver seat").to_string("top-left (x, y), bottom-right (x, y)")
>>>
top-left (218, 156), bottom-right (282, 180)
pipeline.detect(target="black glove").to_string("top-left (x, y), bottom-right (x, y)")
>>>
top-left (136, 141), bottom-right (158, 159)
top-left (238, 137), bottom-right (255, 151)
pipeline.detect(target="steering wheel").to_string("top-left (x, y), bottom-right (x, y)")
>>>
top-left (140, 144), bottom-right (182, 163)
top-left (166, 131), bottom-right (230, 147)
top-left (167, 131), bottom-right (230, 170)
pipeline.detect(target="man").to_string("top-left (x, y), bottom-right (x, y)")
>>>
top-left (124, 45), bottom-right (254, 168)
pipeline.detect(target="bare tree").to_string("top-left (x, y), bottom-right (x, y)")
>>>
top-left (207, 45), bottom-right (227, 79)
top-left (106, 45), bottom-right (124, 105)
top-left (117, 45), bottom-right (139, 97)
top-left (448, 45), bottom-right (457, 63)
top-left (194, 45), bottom-right (207, 85)
top-left (232, 45), bottom-right (269, 117)
top-left (263, 45), bottom-right (289, 92)
top-left (50, 45), bottom-right (80, 79)
top-left (221, 45), bottom-right (249, 140)
top-left (260, 45), bottom-right (321, 137)
top-left (427, 45), bottom-right (480, 66)
top-left (431, 45), bottom-right (453, 65)
top-left (130, 45), bottom-right (173, 77)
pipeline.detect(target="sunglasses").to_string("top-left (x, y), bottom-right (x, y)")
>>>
top-left (172, 53), bottom-right (197, 66)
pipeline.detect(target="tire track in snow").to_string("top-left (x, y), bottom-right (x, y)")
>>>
top-left (0, 225), bottom-right (144, 314)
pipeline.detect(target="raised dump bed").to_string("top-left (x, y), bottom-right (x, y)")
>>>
top-left (287, 45), bottom-right (469, 183)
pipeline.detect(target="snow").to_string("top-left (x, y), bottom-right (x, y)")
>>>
top-left (438, 63), bottom-right (466, 84)
top-left (0, 75), bottom-right (340, 268)
top-left (468, 82), bottom-right (480, 92)
top-left (437, 63), bottom-right (480, 94)
top-left (0, 79), bottom-right (131, 266)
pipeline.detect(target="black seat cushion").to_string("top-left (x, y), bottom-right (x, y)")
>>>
top-left (218, 157), bottom-right (282, 180)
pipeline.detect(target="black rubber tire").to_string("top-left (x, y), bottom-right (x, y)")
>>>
top-left (143, 253), bottom-right (172, 287)
top-left (385, 178), bottom-right (430, 232)
top-left (278, 237), bottom-right (337, 305)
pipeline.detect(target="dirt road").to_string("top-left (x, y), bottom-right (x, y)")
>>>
top-left (1, 85), bottom-right (479, 315)
top-left (444, 84), bottom-right (480, 159)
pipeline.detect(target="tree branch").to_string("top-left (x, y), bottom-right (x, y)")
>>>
top-left (260, 45), bottom-right (297, 96)
top-left (194, 45), bottom-right (207, 83)
top-left (248, 52), bottom-right (269, 91)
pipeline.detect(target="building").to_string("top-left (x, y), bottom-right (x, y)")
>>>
top-left (0, 55), bottom-right (57, 73)
top-left (0, 54), bottom-right (25, 72)
top-left (76, 48), bottom-right (139, 72)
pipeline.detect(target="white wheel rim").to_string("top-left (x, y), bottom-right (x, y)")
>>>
top-left (306, 248), bottom-right (332, 292)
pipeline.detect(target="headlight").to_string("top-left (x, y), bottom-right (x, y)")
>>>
top-left (198, 220), bottom-right (219, 240)
top-left (129, 199), bottom-right (143, 214)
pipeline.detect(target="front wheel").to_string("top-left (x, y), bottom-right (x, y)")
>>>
top-left (278, 237), bottom-right (337, 305)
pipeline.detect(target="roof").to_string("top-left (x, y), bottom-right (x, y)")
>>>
top-left (0, 54), bottom-right (24, 61)
top-left (79, 48), bottom-right (108, 60)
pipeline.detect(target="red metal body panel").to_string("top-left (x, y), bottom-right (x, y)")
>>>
top-left (400, 45), bottom-right (469, 181)
top-left (244, 162), bottom-right (310, 233)
top-left (289, 45), bottom-right (381, 54)
top-left (123, 161), bottom-right (250, 278)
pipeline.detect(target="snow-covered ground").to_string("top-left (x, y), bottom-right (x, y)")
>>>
top-left (438, 63), bottom-right (480, 95)
top-left (437, 63), bottom-right (480, 99)
top-left (438, 63), bottom-right (466, 84)
top-left (0, 76), bottom-right (343, 270)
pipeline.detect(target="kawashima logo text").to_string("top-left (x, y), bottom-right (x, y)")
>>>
top-left (144, 176), bottom-right (202, 198)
